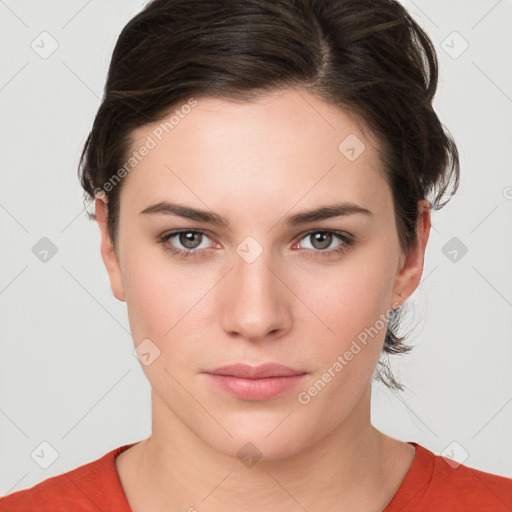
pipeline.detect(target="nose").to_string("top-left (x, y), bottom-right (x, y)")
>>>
top-left (219, 246), bottom-right (293, 343)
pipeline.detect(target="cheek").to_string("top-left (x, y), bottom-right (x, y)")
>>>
top-left (296, 252), bottom-right (397, 345)
top-left (121, 243), bottom-right (182, 339)
top-left (291, 246), bottom-right (398, 398)
top-left (121, 245), bottom-right (219, 360)
top-left (294, 279), bottom-right (389, 417)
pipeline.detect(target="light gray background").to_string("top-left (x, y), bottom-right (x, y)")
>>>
top-left (1, 0), bottom-right (511, 496)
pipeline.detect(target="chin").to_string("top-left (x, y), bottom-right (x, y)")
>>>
top-left (199, 415), bottom-right (321, 463)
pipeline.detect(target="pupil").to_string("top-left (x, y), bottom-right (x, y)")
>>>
top-left (313, 232), bottom-right (331, 250)
top-left (181, 232), bottom-right (201, 248)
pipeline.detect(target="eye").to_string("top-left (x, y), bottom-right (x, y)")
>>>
top-left (157, 229), bottom-right (216, 258)
top-left (294, 230), bottom-right (354, 257)
top-left (157, 228), bottom-right (355, 260)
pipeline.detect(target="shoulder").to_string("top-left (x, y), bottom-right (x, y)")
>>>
top-left (387, 442), bottom-right (512, 512)
top-left (427, 447), bottom-right (512, 509)
top-left (0, 443), bottom-right (136, 512)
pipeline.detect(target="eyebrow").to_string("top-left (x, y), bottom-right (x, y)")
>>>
top-left (139, 201), bottom-right (373, 227)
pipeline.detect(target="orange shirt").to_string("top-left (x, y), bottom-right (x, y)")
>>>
top-left (1, 442), bottom-right (511, 511)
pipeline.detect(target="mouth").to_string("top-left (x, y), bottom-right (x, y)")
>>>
top-left (203, 363), bottom-right (308, 401)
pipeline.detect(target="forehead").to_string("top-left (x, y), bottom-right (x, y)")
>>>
top-left (121, 89), bottom-right (391, 220)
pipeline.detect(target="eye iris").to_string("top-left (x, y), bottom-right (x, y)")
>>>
top-left (311, 232), bottom-right (332, 250)
top-left (180, 232), bottom-right (202, 249)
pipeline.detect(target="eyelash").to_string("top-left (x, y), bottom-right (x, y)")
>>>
top-left (157, 229), bottom-right (355, 259)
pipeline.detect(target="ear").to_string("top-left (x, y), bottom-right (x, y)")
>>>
top-left (95, 197), bottom-right (126, 302)
top-left (391, 200), bottom-right (431, 307)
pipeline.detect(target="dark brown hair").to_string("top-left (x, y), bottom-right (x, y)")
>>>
top-left (78, 0), bottom-right (460, 390)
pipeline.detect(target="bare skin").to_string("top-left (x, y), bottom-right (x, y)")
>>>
top-left (96, 88), bottom-right (430, 511)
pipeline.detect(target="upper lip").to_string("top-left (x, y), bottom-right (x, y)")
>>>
top-left (205, 363), bottom-right (306, 379)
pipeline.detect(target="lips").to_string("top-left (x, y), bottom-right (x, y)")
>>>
top-left (206, 362), bottom-right (305, 379)
top-left (204, 363), bottom-right (307, 400)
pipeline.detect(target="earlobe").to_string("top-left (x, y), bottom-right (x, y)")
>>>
top-left (391, 200), bottom-right (431, 308)
top-left (95, 197), bottom-right (126, 302)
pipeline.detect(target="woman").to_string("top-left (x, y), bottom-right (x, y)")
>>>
top-left (2, 0), bottom-right (511, 510)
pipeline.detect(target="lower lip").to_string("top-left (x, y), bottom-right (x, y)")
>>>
top-left (205, 373), bottom-right (307, 401)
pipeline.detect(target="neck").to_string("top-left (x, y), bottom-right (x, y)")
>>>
top-left (118, 385), bottom-right (413, 512)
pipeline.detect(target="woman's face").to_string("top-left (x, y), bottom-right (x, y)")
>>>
top-left (97, 88), bottom-right (429, 460)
